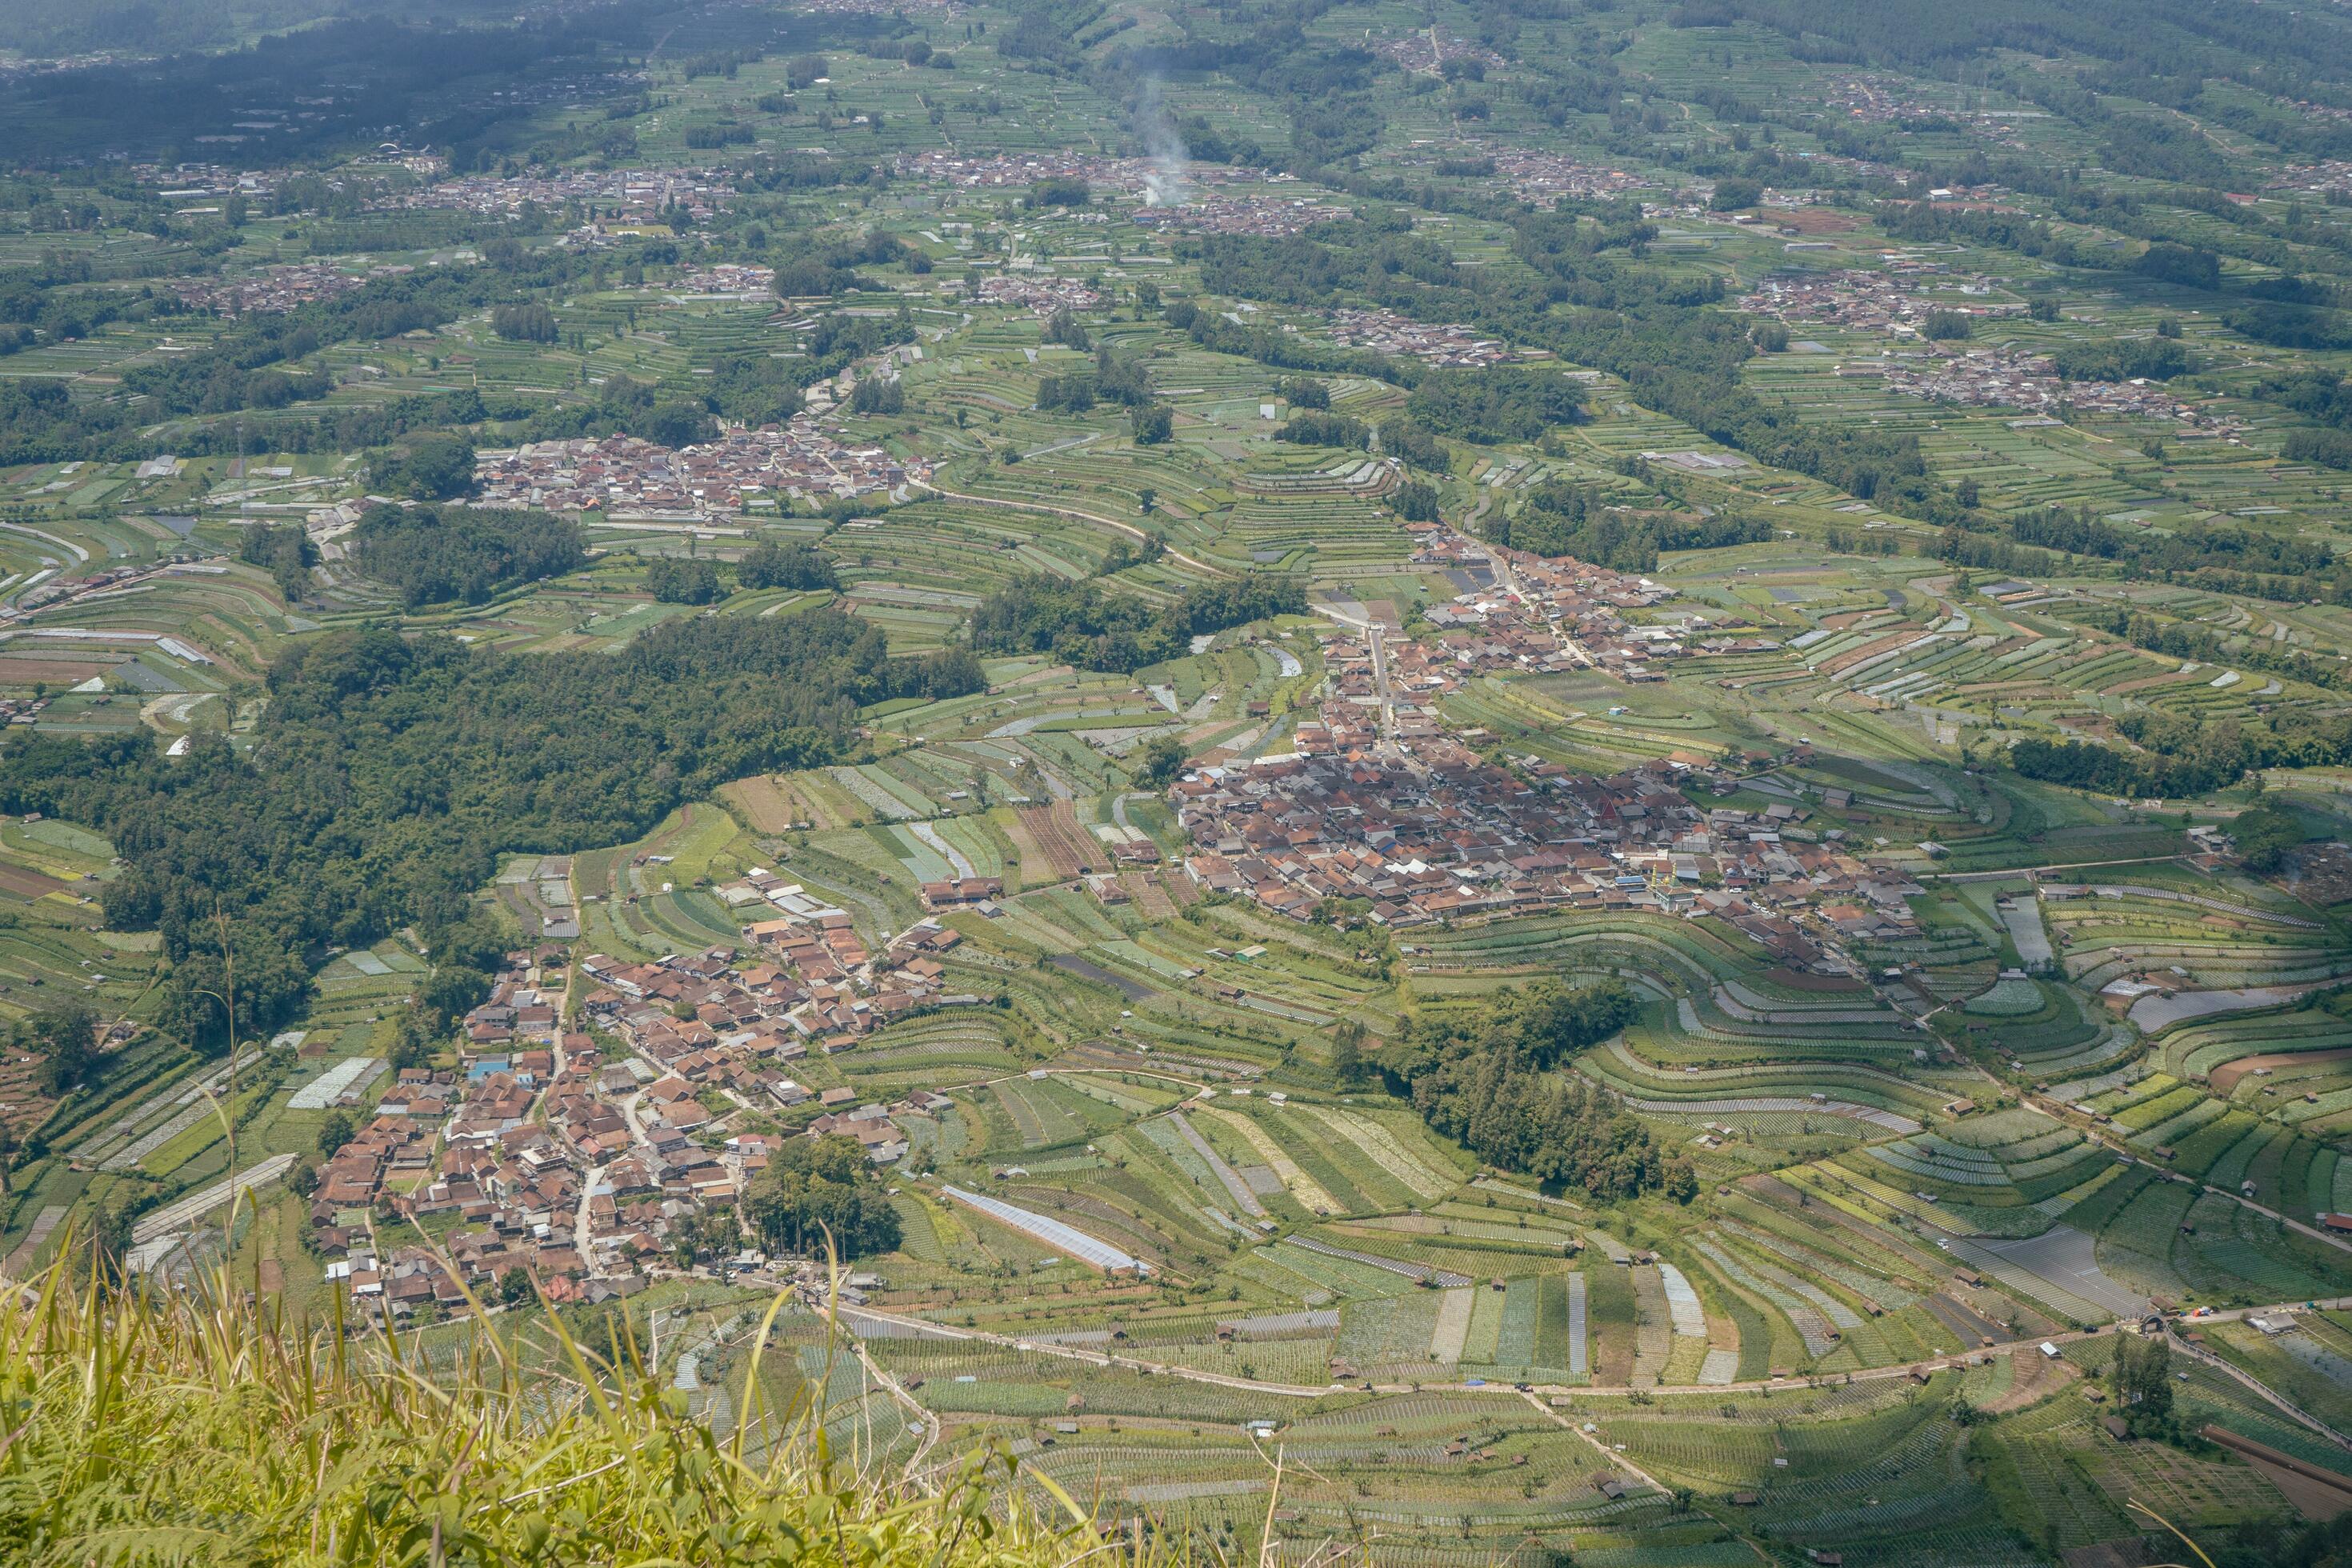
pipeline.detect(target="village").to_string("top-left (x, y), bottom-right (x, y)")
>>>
top-left (970, 271), bottom-right (1102, 316)
top-left (1165, 516), bottom-right (1929, 958)
top-left (670, 262), bottom-right (776, 297)
top-left (1171, 710), bottom-right (1926, 961)
top-left (1448, 145), bottom-right (1658, 205)
top-left (1323, 306), bottom-right (1523, 366)
top-left (372, 168), bottom-right (734, 226)
top-left (314, 874), bottom-right (986, 1321)
top-left (1734, 264), bottom-right (2023, 334)
top-left (1130, 193), bottom-right (1355, 238)
top-left (1873, 346), bottom-right (2242, 428)
top-left (1370, 28), bottom-right (1506, 77)
top-left (470, 406), bottom-right (928, 518)
top-left (170, 260), bottom-right (407, 316)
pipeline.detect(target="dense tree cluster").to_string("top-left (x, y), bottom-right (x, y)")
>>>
top-left (1374, 981), bottom-right (1681, 1200)
top-left (1404, 369), bottom-right (1585, 445)
top-left (371, 435), bottom-right (478, 502)
top-left (2049, 338), bottom-right (2190, 382)
top-left (353, 504), bottom-right (585, 610)
top-left (738, 540), bottom-right (838, 591)
top-left (1938, 504), bottom-right (2352, 604)
top-left (2229, 805), bottom-right (2308, 874)
top-left (491, 302), bottom-right (558, 344)
top-left (1391, 478), bottom-right (1441, 522)
top-left (969, 573), bottom-right (1304, 674)
top-left (1276, 410), bottom-right (1367, 449)
top-left (0, 614), bottom-right (981, 1048)
top-left (24, 998), bottom-right (101, 1097)
top-left (1377, 418), bottom-right (1447, 471)
top-left (237, 524), bottom-right (317, 604)
top-left (849, 377), bottom-right (904, 415)
top-left (1490, 483), bottom-right (1770, 570)
top-left (643, 557), bottom-right (723, 605)
top-left (742, 1134), bottom-right (902, 1258)
top-left (2008, 710), bottom-right (2352, 798)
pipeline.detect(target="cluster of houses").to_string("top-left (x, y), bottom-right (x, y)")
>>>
top-left (1323, 307), bottom-right (1522, 367)
top-left (1439, 145), bottom-right (1656, 204)
top-left (170, 261), bottom-right (404, 316)
top-left (1173, 736), bottom-right (1708, 926)
top-left (1370, 28), bottom-right (1506, 74)
top-left (316, 924), bottom-right (968, 1319)
top-left (1132, 194), bottom-right (1354, 237)
top-left (2270, 158), bottom-right (2352, 198)
top-left (1172, 732), bottom-right (1926, 962)
top-left (1818, 74), bottom-right (1962, 123)
top-left (376, 168), bottom-right (732, 224)
top-left (1873, 348), bottom-right (2242, 429)
top-left (672, 263), bottom-right (775, 297)
top-left (973, 273), bottom-right (1104, 315)
top-left (471, 418), bottom-right (926, 518)
top-left (891, 150), bottom-right (1248, 198)
top-left (806, 0), bottom-right (964, 13)
top-left (1735, 265), bottom-right (2022, 334)
top-left (1404, 526), bottom-right (1685, 683)
top-left (590, 868), bottom-right (980, 1059)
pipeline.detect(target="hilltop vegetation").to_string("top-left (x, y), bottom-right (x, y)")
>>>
top-left (970, 573), bottom-right (1305, 673)
top-left (0, 618), bottom-right (979, 1045)
top-left (352, 502), bottom-right (584, 609)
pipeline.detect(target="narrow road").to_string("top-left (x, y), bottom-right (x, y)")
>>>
top-left (574, 1161), bottom-right (606, 1274)
top-left (1522, 1389), bottom-right (1670, 1498)
top-left (1309, 601), bottom-right (1396, 742)
top-left (810, 1292), bottom-right (2328, 1406)
top-left (2021, 1094), bottom-right (2352, 1258)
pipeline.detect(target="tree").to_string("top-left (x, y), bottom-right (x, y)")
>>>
top-left (642, 401), bottom-right (716, 448)
top-left (644, 557), bottom-right (724, 605)
top-left (374, 435), bottom-right (477, 501)
top-left (316, 1108), bottom-right (356, 1158)
top-left (2112, 1333), bottom-right (2174, 1426)
top-left (1391, 479), bottom-right (1440, 522)
top-left (1709, 178), bottom-right (1762, 210)
top-left (850, 376), bottom-right (904, 415)
top-left (1281, 378), bottom-right (1330, 410)
top-left (498, 1266), bottom-right (534, 1306)
top-left (1131, 733), bottom-right (1186, 789)
top-left (30, 998), bottom-right (100, 1095)
top-left (86, 1196), bottom-right (134, 1282)
top-left (1131, 403), bottom-right (1173, 445)
top-left (1371, 981), bottom-right (1658, 1197)
top-left (354, 503), bottom-right (583, 609)
top-left (738, 540), bottom-right (838, 591)
top-left (1331, 1018), bottom-right (1368, 1088)
top-left (1665, 1158), bottom-right (1699, 1205)
top-left (492, 302), bottom-right (558, 343)
top-left (742, 1134), bottom-right (902, 1258)
top-left (1277, 411), bottom-right (1367, 449)
top-left (2232, 804), bottom-right (2306, 873)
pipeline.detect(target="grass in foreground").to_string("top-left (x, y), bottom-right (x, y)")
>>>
top-left (0, 1242), bottom-right (1154, 1566)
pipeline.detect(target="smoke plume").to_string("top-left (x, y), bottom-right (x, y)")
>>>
top-left (1136, 77), bottom-right (1191, 207)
